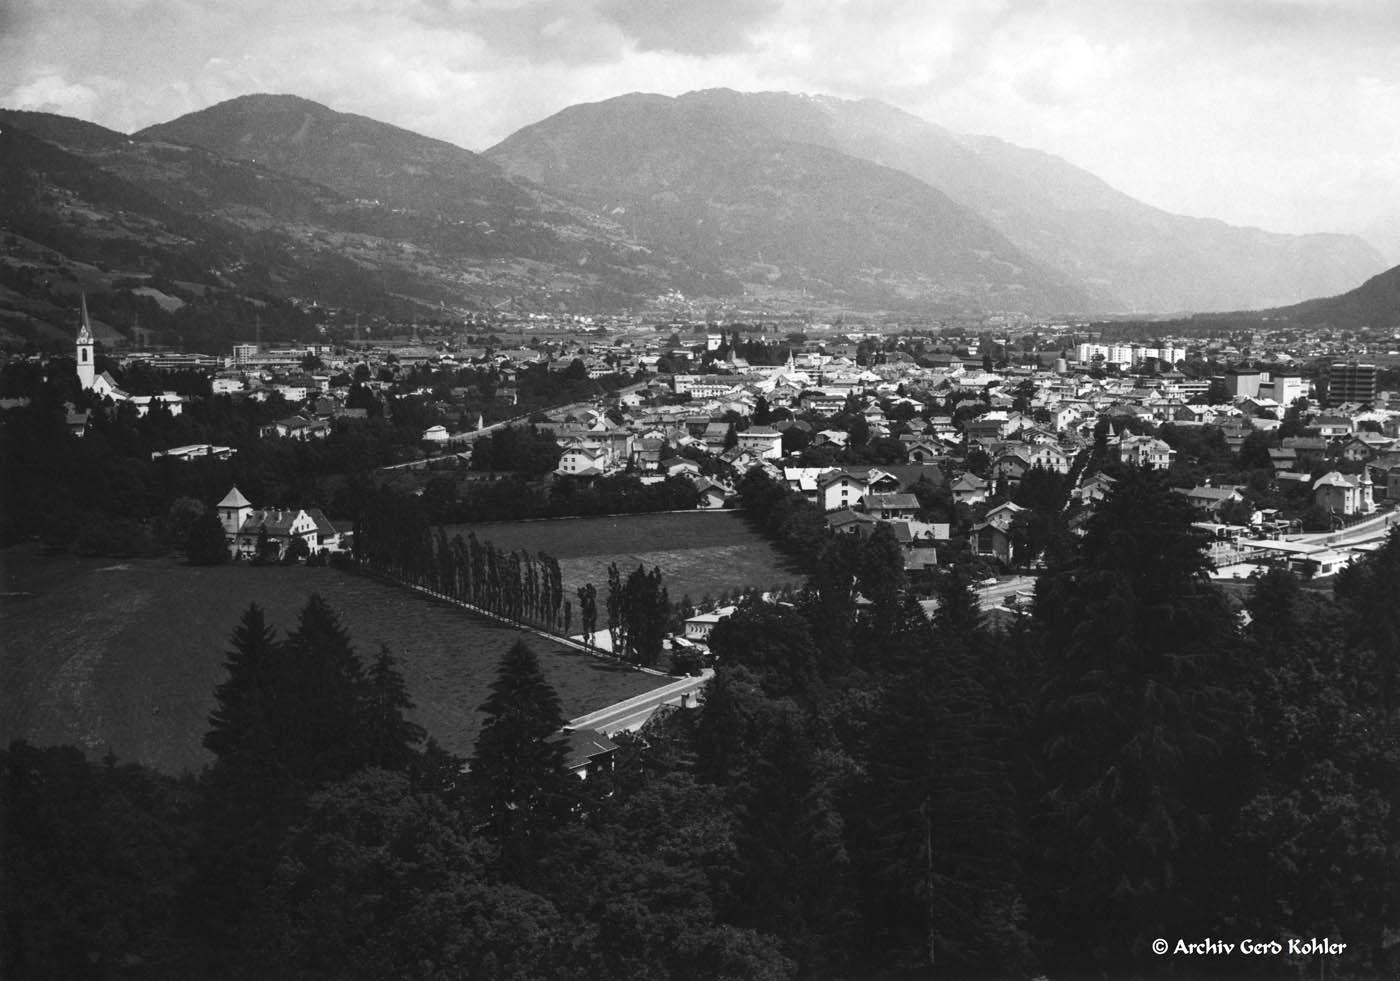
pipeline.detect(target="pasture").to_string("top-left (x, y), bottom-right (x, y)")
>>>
top-left (444, 510), bottom-right (804, 605)
top-left (0, 546), bottom-right (666, 775)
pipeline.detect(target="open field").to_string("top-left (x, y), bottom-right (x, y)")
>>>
top-left (444, 510), bottom-right (805, 604)
top-left (0, 545), bottom-right (668, 775)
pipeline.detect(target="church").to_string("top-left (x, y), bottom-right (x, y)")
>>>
top-left (75, 296), bottom-right (185, 416)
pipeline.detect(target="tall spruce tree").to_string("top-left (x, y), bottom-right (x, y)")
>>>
top-left (1030, 466), bottom-right (1243, 974)
top-left (204, 603), bottom-right (282, 771)
top-left (361, 645), bottom-right (427, 772)
top-left (278, 594), bottom-right (373, 787)
top-left (469, 641), bottom-right (573, 854)
top-left (855, 587), bottom-right (1029, 976)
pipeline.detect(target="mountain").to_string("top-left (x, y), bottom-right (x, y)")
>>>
top-left (486, 93), bottom-right (1097, 314)
top-left (138, 94), bottom-right (725, 297)
top-left (1263, 263), bottom-right (1400, 329)
top-left (0, 101), bottom-right (696, 348)
top-left (497, 89), bottom-right (1385, 314)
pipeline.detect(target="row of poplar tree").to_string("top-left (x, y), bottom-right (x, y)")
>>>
top-left (352, 485), bottom-right (675, 667)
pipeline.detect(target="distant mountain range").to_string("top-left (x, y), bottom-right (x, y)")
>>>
top-left (0, 89), bottom-right (1392, 347)
top-left (487, 89), bottom-right (1386, 314)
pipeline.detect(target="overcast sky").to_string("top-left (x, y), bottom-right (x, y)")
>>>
top-left (4, 0), bottom-right (1398, 244)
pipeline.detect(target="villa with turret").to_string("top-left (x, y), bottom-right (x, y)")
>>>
top-left (216, 486), bottom-right (341, 559)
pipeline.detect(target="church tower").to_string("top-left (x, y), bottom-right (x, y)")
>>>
top-left (76, 294), bottom-right (96, 391)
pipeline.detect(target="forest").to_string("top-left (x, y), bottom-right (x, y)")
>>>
top-left (4, 465), bottom-right (1400, 980)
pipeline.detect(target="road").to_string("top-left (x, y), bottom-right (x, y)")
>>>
top-left (975, 575), bottom-right (1039, 610)
top-left (566, 668), bottom-right (713, 736)
top-left (918, 574), bottom-right (1039, 619)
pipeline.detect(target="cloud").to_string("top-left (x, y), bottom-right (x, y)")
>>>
top-left (0, 0), bottom-right (1397, 235)
top-left (598, 0), bottom-right (782, 55)
top-left (3, 74), bottom-right (102, 117)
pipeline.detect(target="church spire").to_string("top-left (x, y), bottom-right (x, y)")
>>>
top-left (77, 293), bottom-right (94, 345)
top-left (76, 293), bottom-right (96, 390)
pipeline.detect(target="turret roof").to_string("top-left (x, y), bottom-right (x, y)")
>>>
top-left (218, 486), bottom-right (253, 509)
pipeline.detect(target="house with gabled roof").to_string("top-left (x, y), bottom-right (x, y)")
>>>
top-left (557, 442), bottom-right (609, 476)
top-left (862, 492), bottom-right (921, 521)
top-left (951, 472), bottom-right (991, 506)
top-left (817, 469), bottom-right (869, 512)
top-left (971, 502), bottom-right (1025, 564)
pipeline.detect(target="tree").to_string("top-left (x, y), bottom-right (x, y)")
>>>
top-left (469, 641), bottom-right (573, 853)
top-left (723, 421), bottom-right (739, 451)
top-left (621, 565), bottom-right (670, 667)
top-left (576, 583), bottom-right (597, 643)
top-left (361, 646), bottom-right (427, 771)
top-left (1029, 467), bottom-right (1245, 975)
top-left (203, 603), bottom-right (283, 769)
top-left (185, 509), bottom-right (230, 565)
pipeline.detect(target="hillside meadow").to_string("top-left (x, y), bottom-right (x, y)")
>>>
top-left (0, 545), bottom-right (666, 774)
top-left (443, 510), bottom-right (804, 605)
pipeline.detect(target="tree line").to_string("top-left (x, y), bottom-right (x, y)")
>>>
top-left (352, 485), bottom-right (675, 668)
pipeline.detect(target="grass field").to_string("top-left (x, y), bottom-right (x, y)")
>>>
top-left (443, 510), bottom-right (805, 605)
top-left (0, 545), bottom-right (668, 775)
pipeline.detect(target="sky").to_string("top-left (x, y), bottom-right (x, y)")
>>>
top-left (4, 0), bottom-right (1399, 248)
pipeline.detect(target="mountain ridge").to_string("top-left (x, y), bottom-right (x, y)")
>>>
top-left (630, 88), bottom-right (1387, 313)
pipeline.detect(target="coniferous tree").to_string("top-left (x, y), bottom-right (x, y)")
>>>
top-left (278, 594), bottom-right (372, 787)
top-left (730, 709), bottom-right (853, 974)
top-left (855, 589), bottom-right (1029, 976)
top-left (360, 645), bottom-right (427, 772)
top-left (203, 603), bottom-right (282, 770)
top-left (469, 641), bottom-right (573, 855)
top-left (1029, 466), bottom-right (1243, 974)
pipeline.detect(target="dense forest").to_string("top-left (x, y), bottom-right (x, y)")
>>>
top-left (5, 466), bottom-right (1399, 979)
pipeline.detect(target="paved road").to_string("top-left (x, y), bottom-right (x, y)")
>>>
top-left (975, 575), bottom-right (1039, 610)
top-left (567, 668), bottom-right (713, 735)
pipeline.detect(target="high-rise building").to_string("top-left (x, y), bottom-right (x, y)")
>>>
top-left (1324, 363), bottom-right (1376, 407)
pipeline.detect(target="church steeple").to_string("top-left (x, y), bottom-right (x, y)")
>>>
top-left (76, 294), bottom-right (95, 390)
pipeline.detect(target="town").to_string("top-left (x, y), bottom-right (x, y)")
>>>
top-left (16, 295), bottom-right (1400, 605)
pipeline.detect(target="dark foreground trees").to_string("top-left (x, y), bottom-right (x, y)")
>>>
top-left (10, 467), bottom-right (1400, 979)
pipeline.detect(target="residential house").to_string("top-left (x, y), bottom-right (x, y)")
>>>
top-left (736, 427), bottom-right (783, 461)
top-left (1282, 436), bottom-right (1330, 469)
top-left (692, 477), bottom-right (728, 509)
top-left (817, 469), bottom-right (869, 512)
top-left (1179, 484), bottom-right (1246, 517)
top-left (1313, 469), bottom-right (1374, 516)
top-left (557, 442), bottom-right (609, 476)
top-left (951, 472), bottom-right (991, 506)
top-left (1267, 447), bottom-right (1299, 473)
top-left (1073, 471), bottom-right (1117, 506)
top-left (862, 493), bottom-right (921, 521)
top-left (971, 502), bottom-right (1026, 564)
top-left (1117, 434), bottom-right (1175, 470)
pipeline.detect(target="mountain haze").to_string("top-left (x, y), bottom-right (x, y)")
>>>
top-left (2, 89), bottom-right (1390, 349)
top-left (600, 89), bottom-right (1386, 314)
top-left (486, 93), bottom-right (1096, 313)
